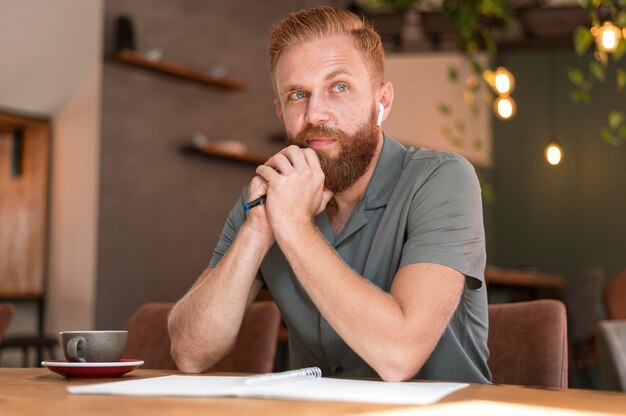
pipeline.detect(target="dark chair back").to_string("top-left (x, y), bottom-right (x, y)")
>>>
top-left (123, 301), bottom-right (281, 373)
top-left (564, 267), bottom-right (604, 342)
top-left (604, 269), bottom-right (626, 320)
top-left (563, 266), bottom-right (604, 388)
top-left (0, 303), bottom-right (15, 343)
top-left (488, 300), bottom-right (568, 388)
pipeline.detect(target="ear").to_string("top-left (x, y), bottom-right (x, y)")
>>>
top-left (377, 82), bottom-right (394, 125)
top-left (273, 98), bottom-right (284, 125)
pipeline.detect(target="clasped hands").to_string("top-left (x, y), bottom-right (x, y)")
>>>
top-left (247, 145), bottom-right (334, 242)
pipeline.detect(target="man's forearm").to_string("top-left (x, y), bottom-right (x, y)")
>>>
top-left (274, 220), bottom-right (463, 381)
top-left (168, 222), bottom-right (270, 373)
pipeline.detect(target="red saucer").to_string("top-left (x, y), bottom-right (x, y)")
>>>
top-left (41, 359), bottom-right (144, 378)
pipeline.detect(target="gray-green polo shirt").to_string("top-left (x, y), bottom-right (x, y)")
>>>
top-left (210, 135), bottom-right (491, 384)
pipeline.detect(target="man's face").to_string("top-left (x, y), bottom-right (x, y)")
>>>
top-left (285, 109), bottom-right (379, 194)
top-left (273, 34), bottom-right (383, 193)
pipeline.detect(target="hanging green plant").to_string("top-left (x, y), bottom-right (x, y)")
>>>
top-left (568, 0), bottom-right (626, 145)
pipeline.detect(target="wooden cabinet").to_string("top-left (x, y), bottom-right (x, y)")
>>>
top-left (0, 111), bottom-right (50, 296)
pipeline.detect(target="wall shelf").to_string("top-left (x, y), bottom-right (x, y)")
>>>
top-left (113, 49), bottom-right (248, 91)
top-left (181, 142), bottom-right (271, 165)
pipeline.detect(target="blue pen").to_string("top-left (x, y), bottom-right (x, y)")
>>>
top-left (244, 195), bottom-right (267, 211)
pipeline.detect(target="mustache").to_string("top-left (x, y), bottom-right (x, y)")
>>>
top-left (288, 125), bottom-right (350, 146)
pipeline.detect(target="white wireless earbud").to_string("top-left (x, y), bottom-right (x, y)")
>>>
top-left (376, 102), bottom-right (384, 127)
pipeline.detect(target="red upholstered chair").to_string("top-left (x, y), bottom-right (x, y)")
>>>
top-left (0, 303), bottom-right (15, 343)
top-left (210, 301), bottom-right (281, 373)
top-left (122, 302), bottom-right (177, 369)
top-left (122, 301), bottom-right (281, 373)
top-left (488, 300), bottom-right (568, 388)
top-left (604, 269), bottom-right (626, 320)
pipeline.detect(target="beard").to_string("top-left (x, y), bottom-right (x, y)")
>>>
top-left (285, 107), bottom-right (379, 194)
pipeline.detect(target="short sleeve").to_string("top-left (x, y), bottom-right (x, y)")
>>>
top-left (400, 155), bottom-right (486, 289)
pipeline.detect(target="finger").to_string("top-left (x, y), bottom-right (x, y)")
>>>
top-left (256, 164), bottom-right (280, 182)
top-left (249, 176), bottom-right (268, 199)
top-left (302, 148), bottom-right (321, 170)
top-left (303, 148), bottom-right (325, 186)
top-left (265, 153), bottom-right (294, 174)
top-left (280, 145), bottom-right (308, 170)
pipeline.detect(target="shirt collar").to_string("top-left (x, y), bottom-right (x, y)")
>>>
top-left (363, 134), bottom-right (407, 209)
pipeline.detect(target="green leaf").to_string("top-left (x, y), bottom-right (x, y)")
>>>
top-left (573, 26), bottom-right (593, 56)
top-left (617, 69), bottom-right (626, 91)
top-left (601, 126), bottom-right (613, 142)
top-left (567, 68), bottom-right (586, 87)
top-left (455, 120), bottom-right (466, 133)
top-left (619, 125), bottom-right (626, 138)
top-left (450, 136), bottom-right (463, 147)
top-left (590, 61), bottom-right (605, 82)
top-left (438, 103), bottom-right (452, 115)
top-left (448, 66), bottom-right (459, 82)
top-left (469, 60), bottom-right (483, 75)
top-left (571, 90), bottom-right (590, 104)
top-left (478, 0), bottom-right (509, 18)
top-left (600, 126), bottom-right (622, 145)
top-left (615, 10), bottom-right (626, 28)
top-left (480, 181), bottom-right (495, 204)
top-left (608, 110), bottom-right (624, 130)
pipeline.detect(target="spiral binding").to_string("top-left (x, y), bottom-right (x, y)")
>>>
top-left (243, 367), bottom-right (322, 385)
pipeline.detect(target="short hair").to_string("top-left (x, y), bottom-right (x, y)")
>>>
top-left (268, 6), bottom-right (385, 87)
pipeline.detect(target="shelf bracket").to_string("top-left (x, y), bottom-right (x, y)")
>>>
top-left (11, 128), bottom-right (24, 178)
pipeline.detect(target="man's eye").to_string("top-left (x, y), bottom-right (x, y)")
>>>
top-left (333, 83), bottom-right (348, 93)
top-left (289, 91), bottom-right (307, 100)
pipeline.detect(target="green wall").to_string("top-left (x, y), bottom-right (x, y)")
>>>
top-left (490, 51), bottom-right (626, 281)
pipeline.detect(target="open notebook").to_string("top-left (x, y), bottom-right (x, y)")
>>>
top-left (68, 367), bottom-right (468, 405)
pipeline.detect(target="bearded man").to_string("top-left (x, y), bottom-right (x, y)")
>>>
top-left (168, 6), bottom-right (491, 383)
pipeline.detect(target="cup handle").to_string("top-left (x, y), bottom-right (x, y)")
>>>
top-left (66, 336), bottom-right (86, 362)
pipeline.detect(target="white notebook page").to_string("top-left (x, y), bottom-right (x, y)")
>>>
top-left (68, 374), bottom-right (468, 405)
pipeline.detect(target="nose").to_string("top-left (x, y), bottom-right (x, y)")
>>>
top-left (304, 94), bottom-right (330, 126)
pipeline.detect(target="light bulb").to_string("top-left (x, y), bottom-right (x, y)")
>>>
top-left (493, 67), bottom-right (515, 95)
top-left (544, 142), bottom-right (562, 166)
top-left (593, 21), bottom-right (622, 53)
top-left (494, 96), bottom-right (516, 120)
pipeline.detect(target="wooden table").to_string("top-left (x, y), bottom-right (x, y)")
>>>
top-left (485, 266), bottom-right (564, 290)
top-left (485, 266), bottom-right (565, 302)
top-left (3, 368), bottom-right (626, 415)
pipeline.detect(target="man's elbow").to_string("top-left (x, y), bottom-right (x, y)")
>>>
top-left (170, 344), bottom-right (208, 374)
top-left (374, 347), bottom-right (425, 382)
top-left (170, 336), bottom-right (236, 374)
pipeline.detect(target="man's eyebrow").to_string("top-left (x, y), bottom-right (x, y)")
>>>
top-left (324, 68), bottom-right (352, 80)
top-left (279, 69), bottom-right (353, 95)
top-left (280, 84), bottom-right (304, 95)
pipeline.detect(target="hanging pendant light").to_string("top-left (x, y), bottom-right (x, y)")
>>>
top-left (493, 67), bottom-right (515, 95)
top-left (592, 21), bottom-right (622, 53)
top-left (494, 96), bottom-right (516, 120)
top-left (545, 54), bottom-right (563, 166)
top-left (486, 65), bottom-right (517, 120)
top-left (544, 141), bottom-right (563, 166)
